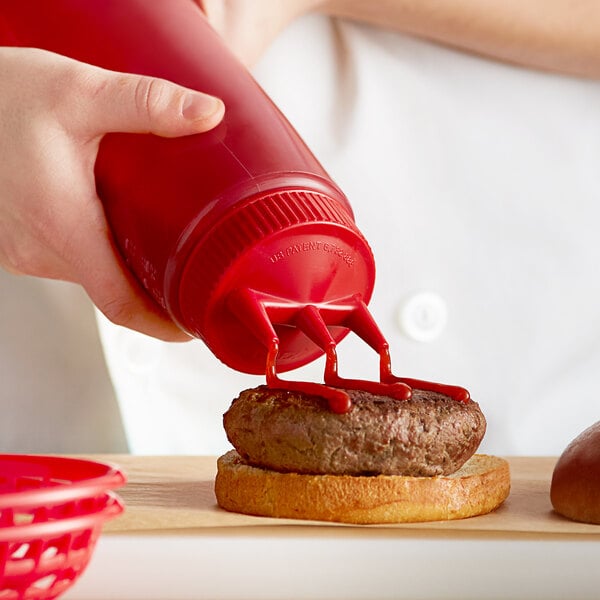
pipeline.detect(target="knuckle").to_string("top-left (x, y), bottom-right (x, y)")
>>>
top-left (100, 294), bottom-right (138, 328)
top-left (50, 61), bottom-right (107, 126)
top-left (54, 60), bottom-right (94, 103)
top-left (133, 75), bottom-right (170, 122)
top-left (82, 72), bottom-right (111, 102)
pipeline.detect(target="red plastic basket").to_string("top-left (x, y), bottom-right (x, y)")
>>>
top-left (0, 455), bottom-right (126, 599)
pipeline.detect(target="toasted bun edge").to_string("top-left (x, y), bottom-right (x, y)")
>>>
top-left (215, 450), bottom-right (511, 524)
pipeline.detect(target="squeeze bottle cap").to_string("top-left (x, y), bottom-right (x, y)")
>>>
top-left (172, 187), bottom-right (376, 374)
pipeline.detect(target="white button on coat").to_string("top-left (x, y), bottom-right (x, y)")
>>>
top-left (397, 292), bottom-right (448, 342)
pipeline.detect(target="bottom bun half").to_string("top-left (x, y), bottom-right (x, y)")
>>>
top-left (215, 450), bottom-right (510, 525)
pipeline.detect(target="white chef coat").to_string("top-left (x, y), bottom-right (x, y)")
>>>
top-left (0, 269), bottom-right (127, 453)
top-left (95, 14), bottom-right (600, 457)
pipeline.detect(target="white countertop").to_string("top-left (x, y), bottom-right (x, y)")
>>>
top-left (65, 529), bottom-right (600, 600)
top-left (61, 455), bottom-right (600, 600)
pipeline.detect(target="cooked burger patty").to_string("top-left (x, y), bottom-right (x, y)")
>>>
top-left (223, 386), bottom-right (486, 476)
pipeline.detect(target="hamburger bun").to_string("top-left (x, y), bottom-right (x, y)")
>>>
top-left (216, 385), bottom-right (509, 524)
top-left (215, 450), bottom-right (510, 524)
top-left (551, 420), bottom-right (600, 525)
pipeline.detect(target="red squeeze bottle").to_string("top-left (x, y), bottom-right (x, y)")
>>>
top-left (0, 0), bottom-right (376, 374)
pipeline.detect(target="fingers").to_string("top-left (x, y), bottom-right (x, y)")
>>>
top-left (80, 245), bottom-right (193, 343)
top-left (4, 184), bottom-right (190, 342)
top-left (44, 55), bottom-right (219, 338)
top-left (70, 65), bottom-right (225, 139)
top-left (60, 190), bottom-right (192, 342)
top-left (59, 64), bottom-right (223, 337)
top-left (61, 67), bottom-right (217, 338)
top-left (0, 48), bottom-right (212, 341)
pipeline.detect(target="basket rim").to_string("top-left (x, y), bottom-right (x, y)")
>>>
top-left (0, 491), bottom-right (124, 542)
top-left (0, 455), bottom-right (126, 509)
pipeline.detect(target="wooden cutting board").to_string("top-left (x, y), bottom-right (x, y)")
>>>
top-left (96, 455), bottom-right (600, 539)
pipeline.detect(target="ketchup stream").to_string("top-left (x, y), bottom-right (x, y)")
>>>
top-left (266, 339), bottom-right (470, 414)
top-left (234, 291), bottom-right (470, 413)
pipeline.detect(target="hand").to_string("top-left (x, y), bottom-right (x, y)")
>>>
top-left (0, 47), bottom-right (224, 341)
top-left (198, 0), bottom-right (324, 67)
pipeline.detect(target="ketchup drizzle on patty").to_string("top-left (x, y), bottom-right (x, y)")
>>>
top-left (266, 339), bottom-right (470, 414)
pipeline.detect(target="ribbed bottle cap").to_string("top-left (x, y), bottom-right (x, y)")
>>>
top-left (173, 189), bottom-right (376, 374)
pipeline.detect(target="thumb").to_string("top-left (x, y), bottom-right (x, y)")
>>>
top-left (75, 66), bottom-right (225, 138)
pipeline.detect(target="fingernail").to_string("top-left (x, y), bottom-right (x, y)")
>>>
top-left (182, 93), bottom-right (223, 121)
